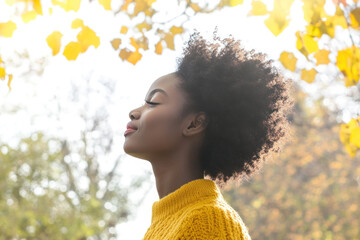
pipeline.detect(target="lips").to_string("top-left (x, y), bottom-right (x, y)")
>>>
top-left (124, 128), bottom-right (136, 136)
top-left (125, 122), bottom-right (138, 136)
top-left (126, 122), bottom-right (138, 130)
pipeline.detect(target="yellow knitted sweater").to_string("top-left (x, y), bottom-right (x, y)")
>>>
top-left (142, 178), bottom-right (251, 240)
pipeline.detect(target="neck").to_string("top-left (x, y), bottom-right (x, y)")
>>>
top-left (150, 149), bottom-right (204, 199)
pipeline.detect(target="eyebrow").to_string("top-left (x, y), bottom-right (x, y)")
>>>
top-left (146, 88), bottom-right (168, 99)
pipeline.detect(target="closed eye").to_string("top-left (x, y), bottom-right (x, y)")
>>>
top-left (144, 100), bottom-right (160, 105)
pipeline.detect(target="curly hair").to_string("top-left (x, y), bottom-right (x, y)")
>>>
top-left (175, 31), bottom-right (295, 187)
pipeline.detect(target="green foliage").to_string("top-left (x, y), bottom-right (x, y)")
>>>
top-left (0, 132), bottom-right (148, 239)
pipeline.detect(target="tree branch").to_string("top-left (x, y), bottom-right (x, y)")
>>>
top-left (102, 155), bottom-right (122, 200)
top-left (60, 140), bottom-right (82, 202)
top-left (338, 2), bottom-right (356, 47)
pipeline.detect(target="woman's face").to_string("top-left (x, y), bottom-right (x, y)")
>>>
top-left (123, 72), bottom-right (190, 161)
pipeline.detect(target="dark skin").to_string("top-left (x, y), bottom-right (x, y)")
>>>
top-left (123, 72), bottom-right (208, 199)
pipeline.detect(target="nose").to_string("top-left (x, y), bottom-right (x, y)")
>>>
top-left (129, 109), bottom-right (139, 120)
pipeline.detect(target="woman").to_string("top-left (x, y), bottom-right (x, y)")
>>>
top-left (123, 31), bottom-right (294, 239)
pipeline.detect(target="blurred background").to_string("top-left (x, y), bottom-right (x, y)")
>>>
top-left (0, 0), bottom-right (359, 239)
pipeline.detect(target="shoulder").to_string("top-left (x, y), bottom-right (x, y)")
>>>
top-left (179, 204), bottom-right (252, 240)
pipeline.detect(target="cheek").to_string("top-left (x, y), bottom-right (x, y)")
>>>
top-left (124, 108), bottom-right (182, 153)
top-left (141, 109), bottom-right (181, 142)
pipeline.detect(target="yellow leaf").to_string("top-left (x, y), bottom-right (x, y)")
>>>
top-left (111, 38), bottom-right (121, 50)
top-left (146, 0), bottom-right (157, 5)
top-left (317, 7), bottom-right (347, 38)
top-left (0, 67), bottom-right (5, 79)
top-left (170, 26), bottom-right (183, 35)
top-left (249, 1), bottom-right (268, 16)
top-left (190, 2), bottom-right (201, 11)
top-left (21, 11), bottom-right (37, 23)
top-left (302, 34), bottom-right (318, 54)
top-left (301, 68), bottom-right (317, 83)
top-left (136, 21), bottom-right (152, 32)
top-left (348, 118), bottom-right (359, 131)
top-left (8, 74), bottom-right (13, 91)
top-left (134, 0), bottom-right (146, 16)
top-left (98, 0), bottom-right (111, 10)
top-left (264, 13), bottom-right (289, 36)
top-left (302, 0), bottom-right (326, 24)
top-left (71, 18), bottom-right (84, 29)
top-left (345, 143), bottom-right (357, 157)
top-left (120, 26), bottom-right (128, 34)
top-left (350, 8), bottom-right (360, 28)
top-left (314, 49), bottom-right (330, 65)
top-left (127, 51), bottom-right (142, 65)
top-left (339, 117), bottom-right (360, 157)
top-left (350, 127), bottom-right (360, 148)
top-left (343, 76), bottom-right (357, 87)
top-left (155, 41), bottom-right (162, 55)
top-left (279, 51), bottom-right (297, 71)
top-left (0, 21), bottom-right (17, 37)
top-left (330, 7), bottom-right (348, 29)
top-left (264, 0), bottom-right (294, 36)
top-left (52, 0), bottom-right (81, 12)
top-left (274, 0), bottom-right (294, 11)
top-left (120, 0), bottom-right (131, 11)
top-left (322, 20), bottom-right (336, 37)
top-left (296, 32), bottom-right (319, 57)
top-left (164, 33), bottom-right (174, 50)
top-left (119, 48), bottom-right (131, 61)
top-left (34, 0), bottom-right (43, 14)
top-left (296, 31), bottom-right (308, 58)
top-left (63, 41), bottom-right (82, 60)
top-left (340, 118), bottom-right (359, 140)
top-left (76, 26), bottom-right (100, 53)
top-left (46, 31), bottom-right (63, 56)
top-left (347, 118), bottom-right (360, 134)
top-left (137, 36), bottom-right (149, 50)
top-left (130, 37), bottom-right (139, 50)
top-left (229, 0), bottom-right (244, 6)
top-left (145, 8), bottom-right (155, 16)
top-left (336, 46), bottom-right (360, 86)
top-left (305, 24), bottom-right (323, 38)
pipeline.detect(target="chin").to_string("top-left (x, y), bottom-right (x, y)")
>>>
top-left (123, 142), bottom-right (134, 155)
top-left (123, 144), bottom-right (147, 160)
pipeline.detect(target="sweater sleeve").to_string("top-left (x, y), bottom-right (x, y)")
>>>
top-left (179, 206), bottom-right (251, 240)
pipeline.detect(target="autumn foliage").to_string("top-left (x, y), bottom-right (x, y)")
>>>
top-left (0, 0), bottom-right (359, 85)
top-left (223, 87), bottom-right (360, 239)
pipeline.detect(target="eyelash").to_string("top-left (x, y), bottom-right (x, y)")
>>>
top-left (144, 100), bottom-right (159, 105)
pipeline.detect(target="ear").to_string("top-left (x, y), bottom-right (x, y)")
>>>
top-left (183, 112), bottom-right (208, 137)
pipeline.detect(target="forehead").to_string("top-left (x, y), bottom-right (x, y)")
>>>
top-left (147, 73), bottom-right (182, 98)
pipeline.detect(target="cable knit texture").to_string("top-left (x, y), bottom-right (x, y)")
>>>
top-left (142, 178), bottom-right (251, 240)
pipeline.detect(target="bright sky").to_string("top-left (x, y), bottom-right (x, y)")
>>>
top-left (0, 0), bottom-right (358, 239)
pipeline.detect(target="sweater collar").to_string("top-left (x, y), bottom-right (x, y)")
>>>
top-left (151, 178), bottom-right (223, 224)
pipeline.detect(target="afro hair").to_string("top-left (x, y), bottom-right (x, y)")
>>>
top-left (175, 31), bottom-right (295, 187)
